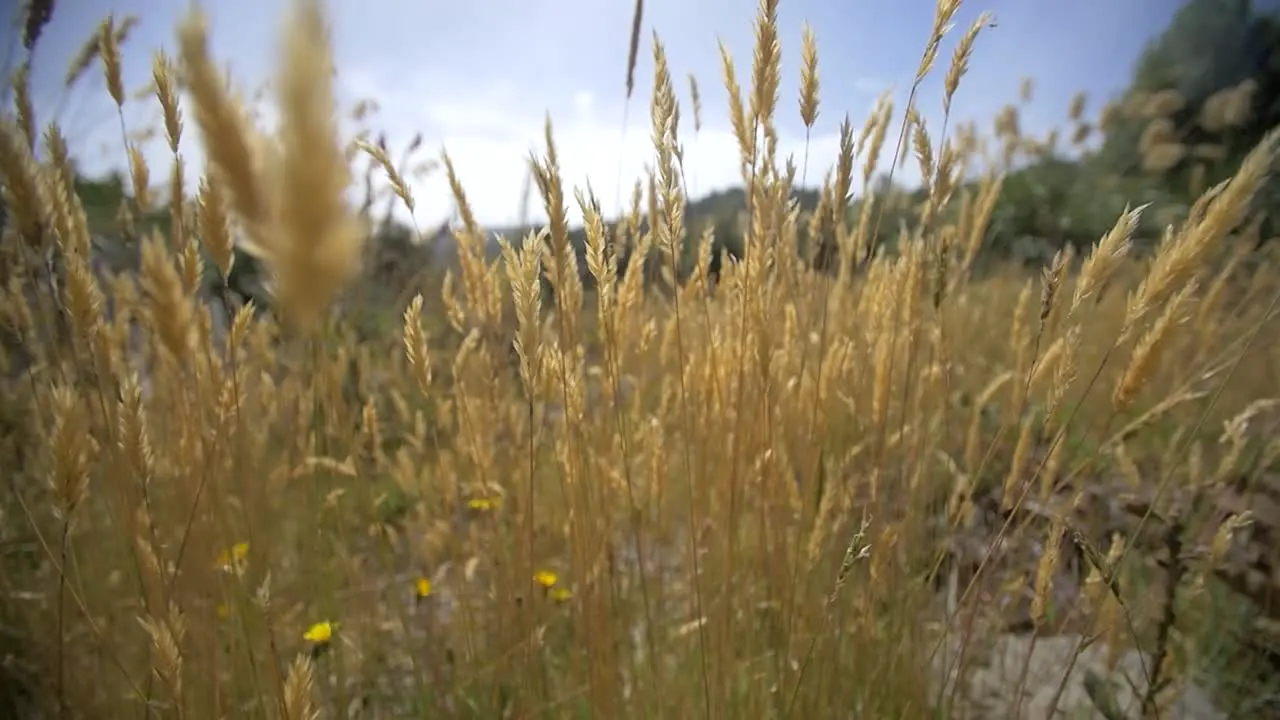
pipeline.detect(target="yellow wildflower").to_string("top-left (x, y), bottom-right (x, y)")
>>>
top-left (303, 620), bottom-right (335, 645)
top-left (533, 570), bottom-right (558, 589)
top-left (415, 577), bottom-right (432, 599)
top-left (549, 587), bottom-right (573, 603)
top-left (215, 541), bottom-right (250, 575)
top-left (467, 497), bottom-right (496, 511)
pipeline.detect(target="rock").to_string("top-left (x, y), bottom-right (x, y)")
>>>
top-left (932, 632), bottom-right (1225, 719)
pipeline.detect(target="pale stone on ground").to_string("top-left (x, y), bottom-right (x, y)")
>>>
top-left (932, 633), bottom-right (1224, 719)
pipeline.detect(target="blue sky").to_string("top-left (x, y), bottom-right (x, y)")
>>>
top-left (12, 0), bottom-right (1209, 227)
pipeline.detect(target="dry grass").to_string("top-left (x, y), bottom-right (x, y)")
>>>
top-left (3, 0), bottom-right (1280, 718)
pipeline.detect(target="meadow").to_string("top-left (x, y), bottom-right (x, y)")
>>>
top-left (2, 0), bottom-right (1280, 717)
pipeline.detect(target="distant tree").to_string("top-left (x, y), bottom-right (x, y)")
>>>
top-left (1092, 0), bottom-right (1280, 218)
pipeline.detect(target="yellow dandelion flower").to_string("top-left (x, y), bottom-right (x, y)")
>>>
top-left (533, 570), bottom-right (558, 589)
top-left (549, 587), bottom-right (573, 603)
top-left (467, 497), bottom-right (496, 511)
top-left (303, 620), bottom-right (335, 645)
top-left (415, 577), bottom-right (432, 598)
top-left (215, 541), bottom-right (250, 574)
top-left (216, 603), bottom-right (230, 620)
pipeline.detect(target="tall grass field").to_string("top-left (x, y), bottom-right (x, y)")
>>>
top-left (2, 0), bottom-right (1280, 717)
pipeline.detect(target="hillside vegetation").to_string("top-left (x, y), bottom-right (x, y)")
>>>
top-left (2, 0), bottom-right (1280, 718)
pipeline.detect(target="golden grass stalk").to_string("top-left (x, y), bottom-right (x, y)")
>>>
top-left (153, 50), bottom-right (184, 152)
top-left (265, 0), bottom-right (365, 333)
top-left (282, 654), bottom-right (319, 720)
top-left (355, 139), bottom-right (415, 213)
top-left (139, 231), bottom-right (195, 360)
top-left (798, 24), bottom-right (819, 129)
top-left (688, 74), bottom-right (703, 133)
top-left (196, 174), bottom-right (235, 280)
top-left (98, 14), bottom-right (126, 108)
top-left (626, 0), bottom-right (644, 100)
top-left (402, 294), bottom-right (433, 396)
top-left (10, 63), bottom-right (36, 149)
top-left (178, 7), bottom-right (271, 238)
top-left (22, 0), bottom-right (55, 50)
top-left (943, 12), bottom-right (993, 115)
top-left (128, 144), bottom-right (151, 211)
top-left (0, 119), bottom-right (46, 245)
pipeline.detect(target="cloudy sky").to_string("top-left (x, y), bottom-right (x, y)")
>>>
top-left (14, 0), bottom-right (1203, 228)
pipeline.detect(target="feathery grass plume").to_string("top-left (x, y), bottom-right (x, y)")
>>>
top-left (501, 230), bottom-right (546, 391)
top-left (1190, 512), bottom-right (1251, 599)
top-left (178, 6), bottom-right (271, 239)
top-left (49, 386), bottom-right (93, 519)
top-left (153, 49), bottom-right (183, 152)
top-left (62, 252), bottom-right (104, 339)
top-left (196, 174), bottom-right (235, 279)
top-left (1018, 76), bottom-right (1033, 103)
top-left (0, 119), bottom-right (46, 245)
top-left (43, 127), bottom-right (92, 257)
top-left (749, 0), bottom-right (782, 148)
top-left (22, 0), bottom-right (56, 51)
top-left (118, 373), bottom-right (156, 487)
top-left (177, 225), bottom-right (202, 296)
top-left (441, 151), bottom-right (505, 330)
top-left (1141, 142), bottom-right (1186, 174)
top-left (1069, 122), bottom-right (1091, 146)
top-left (1142, 88), bottom-right (1185, 118)
top-left (139, 230), bottom-right (194, 360)
top-left (128, 144), bottom-right (151, 210)
top-left (10, 63), bottom-right (36, 149)
top-left (1139, 117), bottom-right (1175, 155)
top-left (1039, 248), bottom-right (1068, 331)
top-left (1070, 204), bottom-right (1144, 316)
top-left (1002, 415), bottom-right (1034, 510)
top-left (994, 103), bottom-right (1020, 141)
top-left (798, 23), bottom-right (819, 129)
top-left (1009, 278), bottom-right (1033, 399)
top-left (861, 93), bottom-right (893, 186)
top-left (1030, 519), bottom-right (1065, 627)
top-left (359, 397), bottom-right (382, 465)
top-left (356, 138), bottom-right (415, 213)
top-left (719, 40), bottom-right (753, 175)
top-left (918, 0), bottom-right (961, 85)
top-left (99, 14), bottom-right (126, 107)
top-left (402, 294), bottom-right (433, 396)
top-left (910, 109), bottom-right (934, 190)
top-left (65, 19), bottom-right (108, 88)
top-left (282, 653), bottom-right (319, 720)
top-left (1113, 281), bottom-right (1197, 412)
top-left (137, 605), bottom-right (186, 708)
top-left (626, 0), bottom-right (644, 99)
top-left (266, 0), bottom-right (364, 333)
top-left (1125, 128), bottom-right (1280, 335)
top-left (1200, 80), bottom-right (1257, 133)
top-left (1067, 91), bottom-right (1086, 122)
top-left (531, 117), bottom-right (583, 329)
top-left (688, 74), bottom-right (703, 133)
top-left (169, 152), bottom-right (190, 250)
top-left (1221, 79), bottom-right (1258, 128)
top-left (1044, 320), bottom-right (1075, 425)
top-left (943, 12), bottom-right (993, 115)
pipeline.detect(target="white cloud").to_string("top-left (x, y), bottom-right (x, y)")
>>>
top-left (79, 62), bottom-right (896, 238)
top-left (572, 91), bottom-right (595, 120)
top-left (349, 69), bottom-right (860, 231)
